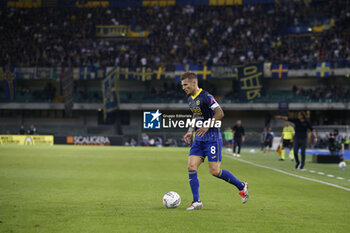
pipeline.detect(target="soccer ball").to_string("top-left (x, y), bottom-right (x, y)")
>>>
top-left (339, 161), bottom-right (346, 170)
top-left (162, 191), bottom-right (181, 208)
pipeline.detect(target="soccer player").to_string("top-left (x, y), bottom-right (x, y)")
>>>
top-left (280, 121), bottom-right (295, 161)
top-left (181, 72), bottom-right (249, 210)
top-left (232, 120), bottom-right (245, 157)
top-left (263, 128), bottom-right (274, 153)
top-left (223, 127), bottom-right (233, 151)
top-left (260, 128), bottom-right (267, 151)
top-left (275, 112), bottom-right (317, 170)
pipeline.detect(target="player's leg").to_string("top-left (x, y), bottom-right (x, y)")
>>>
top-left (209, 162), bottom-right (243, 189)
top-left (299, 139), bottom-right (307, 169)
top-left (281, 140), bottom-right (286, 160)
top-left (207, 140), bottom-right (248, 203)
top-left (289, 141), bottom-right (294, 160)
top-left (233, 139), bottom-right (237, 156)
top-left (237, 138), bottom-right (242, 157)
top-left (228, 140), bottom-right (233, 152)
top-left (207, 140), bottom-right (243, 189)
top-left (187, 155), bottom-right (203, 202)
top-left (187, 155), bottom-right (204, 210)
top-left (293, 141), bottom-right (300, 169)
top-left (187, 140), bottom-right (204, 209)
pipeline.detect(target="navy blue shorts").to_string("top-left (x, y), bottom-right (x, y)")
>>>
top-left (189, 139), bottom-right (223, 162)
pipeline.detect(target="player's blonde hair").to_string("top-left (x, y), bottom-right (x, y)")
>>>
top-left (180, 72), bottom-right (197, 81)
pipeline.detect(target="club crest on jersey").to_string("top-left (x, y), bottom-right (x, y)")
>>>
top-left (196, 100), bottom-right (200, 105)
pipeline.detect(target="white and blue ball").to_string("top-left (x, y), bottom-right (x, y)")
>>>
top-left (339, 161), bottom-right (346, 170)
top-left (162, 191), bottom-right (181, 208)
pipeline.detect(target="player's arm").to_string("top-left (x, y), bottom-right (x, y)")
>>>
top-left (312, 129), bottom-right (317, 143)
top-left (196, 106), bottom-right (224, 137)
top-left (212, 106), bottom-right (224, 121)
top-left (275, 115), bottom-right (288, 121)
top-left (183, 115), bottom-right (195, 144)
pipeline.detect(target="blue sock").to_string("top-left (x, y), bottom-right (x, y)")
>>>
top-left (217, 169), bottom-right (243, 190)
top-left (188, 170), bottom-right (200, 202)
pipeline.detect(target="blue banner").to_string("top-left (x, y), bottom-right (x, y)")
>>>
top-left (1, 65), bottom-right (16, 101)
top-left (61, 68), bottom-right (74, 113)
top-left (238, 64), bottom-right (264, 101)
top-left (211, 65), bottom-right (239, 79)
top-left (35, 67), bottom-right (52, 79)
top-left (103, 68), bottom-right (120, 120)
top-left (110, 0), bottom-right (142, 7)
top-left (174, 65), bottom-right (185, 82)
top-left (96, 25), bottom-right (130, 38)
top-left (189, 65), bottom-right (211, 80)
top-left (174, 65), bottom-right (211, 82)
top-left (79, 67), bottom-right (93, 80)
top-left (95, 67), bottom-right (106, 80)
top-left (316, 62), bottom-right (331, 77)
top-left (118, 67), bottom-right (165, 81)
top-left (278, 100), bottom-right (289, 115)
top-left (271, 64), bottom-right (288, 78)
top-left (177, 0), bottom-right (209, 6)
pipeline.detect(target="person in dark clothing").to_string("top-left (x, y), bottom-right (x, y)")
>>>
top-left (19, 125), bottom-right (25, 135)
top-left (232, 120), bottom-right (245, 157)
top-left (275, 112), bottom-right (317, 170)
top-left (263, 128), bottom-right (275, 153)
top-left (28, 124), bottom-right (38, 135)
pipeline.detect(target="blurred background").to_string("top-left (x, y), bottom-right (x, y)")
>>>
top-left (0, 0), bottom-right (349, 149)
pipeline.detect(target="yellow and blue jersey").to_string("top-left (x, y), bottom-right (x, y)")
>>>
top-left (188, 88), bottom-right (221, 142)
top-left (283, 126), bottom-right (295, 140)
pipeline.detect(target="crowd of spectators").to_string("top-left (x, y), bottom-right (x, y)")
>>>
top-left (1, 1), bottom-right (350, 69)
top-left (293, 85), bottom-right (350, 102)
top-left (18, 124), bottom-right (38, 135)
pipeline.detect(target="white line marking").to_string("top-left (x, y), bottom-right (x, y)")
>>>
top-left (336, 177), bottom-right (345, 180)
top-left (223, 153), bottom-right (350, 192)
top-left (327, 174), bottom-right (335, 178)
top-left (309, 170), bottom-right (315, 173)
top-left (318, 172), bottom-right (325, 175)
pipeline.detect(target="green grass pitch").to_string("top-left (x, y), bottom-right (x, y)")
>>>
top-left (0, 145), bottom-right (349, 233)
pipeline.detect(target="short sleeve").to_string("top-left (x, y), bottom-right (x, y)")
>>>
top-left (204, 93), bottom-right (220, 111)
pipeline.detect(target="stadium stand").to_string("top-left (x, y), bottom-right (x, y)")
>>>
top-left (0, 0), bottom-right (350, 146)
top-left (0, 1), bottom-right (350, 67)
